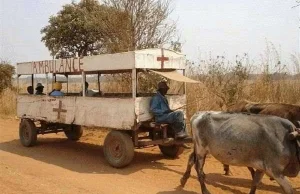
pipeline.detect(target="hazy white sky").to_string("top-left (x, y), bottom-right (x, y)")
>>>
top-left (0, 0), bottom-right (299, 66)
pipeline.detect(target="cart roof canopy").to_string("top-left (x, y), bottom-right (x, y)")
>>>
top-left (17, 48), bottom-right (186, 75)
top-left (150, 70), bottom-right (199, 83)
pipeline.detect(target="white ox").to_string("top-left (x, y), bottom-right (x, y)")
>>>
top-left (180, 112), bottom-right (300, 194)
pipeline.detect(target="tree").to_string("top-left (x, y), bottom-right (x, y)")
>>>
top-left (0, 61), bottom-right (15, 93)
top-left (41, 0), bottom-right (130, 58)
top-left (102, 0), bottom-right (177, 50)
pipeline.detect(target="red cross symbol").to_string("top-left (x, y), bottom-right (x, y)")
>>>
top-left (53, 100), bottom-right (67, 119)
top-left (157, 48), bottom-right (169, 69)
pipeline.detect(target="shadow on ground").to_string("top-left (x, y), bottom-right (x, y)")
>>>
top-left (0, 137), bottom-right (297, 194)
top-left (156, 186), bottom-right (198, 194)
top-left (0, 137), bottom-right (176, 176)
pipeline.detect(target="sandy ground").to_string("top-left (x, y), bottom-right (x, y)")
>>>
top-left (0, 117), bottom-right (299, 194)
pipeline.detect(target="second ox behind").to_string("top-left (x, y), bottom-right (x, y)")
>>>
top-left (181, 112), bottom-right (300, 194)
top-left (223, 100), bottom-right (300, 176)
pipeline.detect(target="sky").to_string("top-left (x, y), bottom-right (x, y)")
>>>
top-left (0, 0), bottom-right (299, 68)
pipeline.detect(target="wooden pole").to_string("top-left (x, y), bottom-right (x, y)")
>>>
top-left (132, 68), bottom-right (137, 98)
top-left (16, 75), bottom-right (20, 94)
top-left (66, 74), bottom-right (69, 94)
top-left (98, 72), bottom-right (101, 94)
top-left (46, 73), bottom-right (48, 95)
top-left (183, 69), bottom-right (186, 95)
top-left (31, 74), bottom-right (34, 88)
top-left (82, 71), bottom-right (86, 97)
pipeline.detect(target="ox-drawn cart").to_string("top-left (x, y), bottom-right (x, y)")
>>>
top-left (16, 48), bottom-right (197, 167)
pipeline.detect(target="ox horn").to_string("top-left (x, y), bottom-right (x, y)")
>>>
top-left (288, 130), bottom-right (300, 140)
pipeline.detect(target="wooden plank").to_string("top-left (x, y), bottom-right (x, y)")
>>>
top-left (82, 71), bottom-right (85, 97)
top-left (138, 137), bottom-right (192, 147)
top-left (17, 49), bottom-right (186, 75)
top-left (74, 97), bottom-right (135, 129)
top-left (17, 58), bottom-right (83, 75)
top-left (17, 96), bottom-right (76, 124)
top-left (135, 49), bottom-right (186, 69)
top-left (17, 96), bottom-right (136, 129)
top-left (83, 52), bottom-right (135, 71)
top-left (16, 75), bottom-right (19, 94)
top-left (132, 69), bottom-right (137, 98)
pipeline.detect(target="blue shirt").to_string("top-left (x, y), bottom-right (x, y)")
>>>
top-left (150, 91), bottom-right (171, 117)
top-left (50, 90), bottom-right (64, 96)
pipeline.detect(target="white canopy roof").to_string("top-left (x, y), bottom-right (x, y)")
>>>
top-left (17, 49), bottom-right (186, 75)
top-left (150, 70), bottom-right (199, 83)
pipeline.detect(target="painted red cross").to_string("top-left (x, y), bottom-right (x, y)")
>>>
top-left (157, 48), bottom-right (169, 69)
top-left (53, 100), bottom-right (67, 119)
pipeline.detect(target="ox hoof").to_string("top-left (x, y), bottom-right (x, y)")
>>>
top-left (202, 190), bottom-right (211, 194)
top-left (224, 171), bottom-right (232, 176)
top-left (180, 177), bottom-right (187, 187)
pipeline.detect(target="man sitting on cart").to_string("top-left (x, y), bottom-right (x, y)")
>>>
top-left (150, 81), bottom-right (189, 139)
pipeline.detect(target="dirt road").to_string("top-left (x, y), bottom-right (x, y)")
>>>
top-left (0, 118), bottom-right (299, 194)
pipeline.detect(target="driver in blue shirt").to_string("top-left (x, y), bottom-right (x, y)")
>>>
top-left (150, 81), bottom-right (188, 139)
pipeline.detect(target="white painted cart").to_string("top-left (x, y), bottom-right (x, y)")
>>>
top-left (16, 48), bottom-right (198, 168)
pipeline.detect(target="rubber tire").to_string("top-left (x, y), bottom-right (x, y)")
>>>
top-left (64, 125), bottom-right (83, 141)
top-left (103, 131), bottom-right (134, 168)
top-left (19, 119), bottom-right (37, 147)
top-left (159, 145), bottom-right (184, 158)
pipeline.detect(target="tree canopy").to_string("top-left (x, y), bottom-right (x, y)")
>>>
top-left (103, 0), bottom-right (176, 50)
top-left (41, 0), bottom-right (130, 58)
top-left (41, 0), bottom-right (177, 58)
top-left (0, 61), bottom-right (15, 93)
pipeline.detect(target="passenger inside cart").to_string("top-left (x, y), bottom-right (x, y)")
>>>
top-left (80, 81), bottom-right (98, 97)
top-left (27, 86), bottom-right (33, 94)
top-left (50, 82), bottom-right (64, 96)
top-left (35, 83), bottom-right (45, 95)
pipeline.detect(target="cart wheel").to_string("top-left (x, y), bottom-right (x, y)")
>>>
top-left (104, 131), bottom-right (134, 168)
top-left (159, 145), bottom-right (184, 158)
top-left (19, 119), bottom-right (37, 147)
top-left (64, 125), bottom-right (83, 141)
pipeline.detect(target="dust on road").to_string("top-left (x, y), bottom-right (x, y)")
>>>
top-left (0, 118), bottom-right (299, 194)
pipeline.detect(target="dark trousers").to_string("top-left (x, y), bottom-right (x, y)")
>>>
top-left (155, 110), bottom-right (186, 134)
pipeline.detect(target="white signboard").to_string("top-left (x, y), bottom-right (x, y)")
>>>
top-left (17, 49), bottom-right (186, 75)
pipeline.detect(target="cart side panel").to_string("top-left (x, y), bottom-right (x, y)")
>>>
top-left (74, 97), bottom-right (135, 129)
top-left (135, 97), bottom-right (152, 122)
top-left (17, 95), bottom-right (76, 123)
top-left (17, 96), bottom-right (136, 129)
top-left (135, 95), bottom-right (186, 123)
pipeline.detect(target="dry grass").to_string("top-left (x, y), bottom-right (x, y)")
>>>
top-left (2, 54), bottom-right (300, 119)
top-left (2, 77), bottom-right (300, 119)
top-left (0, 88), bottom-right (17, 116)
top-left (3, 74), bottom-right (300, 116)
